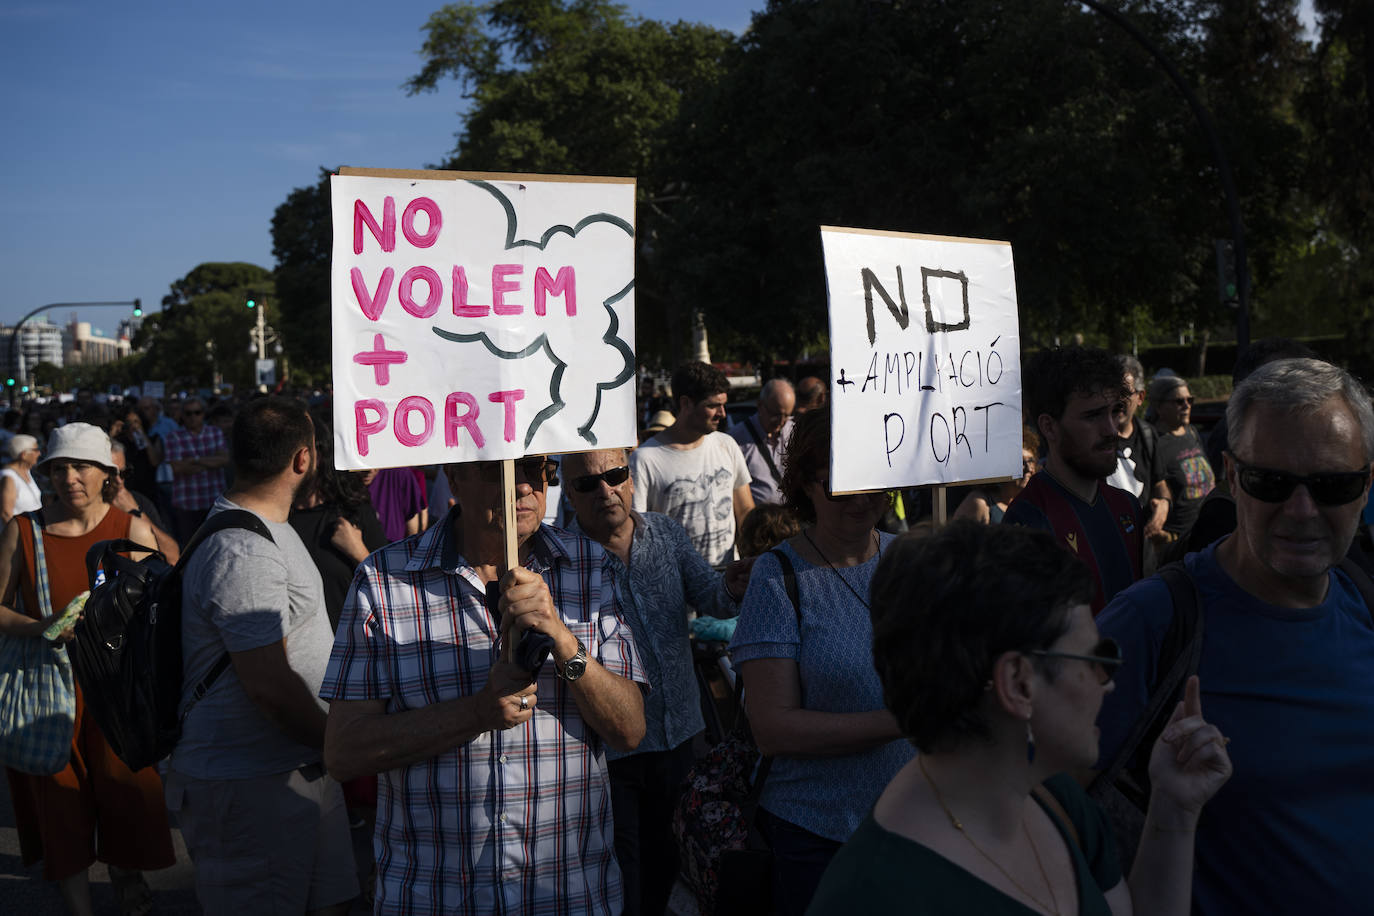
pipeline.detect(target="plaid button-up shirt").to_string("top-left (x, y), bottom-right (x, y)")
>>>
top-left (163, 425), bottom-right (227, 511)
top-left (320, 521), bottom-right (646, 916)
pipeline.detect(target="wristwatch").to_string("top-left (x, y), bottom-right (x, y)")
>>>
top-left (557, 638), bottom-right (589, 682)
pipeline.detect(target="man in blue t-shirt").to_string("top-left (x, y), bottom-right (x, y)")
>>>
top-left (1004, 347), bottom-right (1143, 614)
top-left (1095, 357), bottom-right (1374, 915)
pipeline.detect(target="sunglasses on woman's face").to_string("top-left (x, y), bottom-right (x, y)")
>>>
top-left (1230, 456), bottom-right (1370, 506)
top-left (1029, 637), bottom-right (1123, 685)
top-left (571, 465), bottom-right (630, 493)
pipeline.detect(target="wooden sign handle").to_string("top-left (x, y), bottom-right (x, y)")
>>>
top-left (499, 458), bottom-right (518, 662)
top-left (933, 486), bottom-right (948, 528)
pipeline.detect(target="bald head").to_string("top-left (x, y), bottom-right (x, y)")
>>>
top-left (757, 379), bottom-right (796, 438)
top-left (795, 376), bottom-right (826, 414)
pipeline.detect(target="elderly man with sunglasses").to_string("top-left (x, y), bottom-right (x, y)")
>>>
top-left (1094, 357), bottom-right (1374, 915)
top-left (563, 448), bottom-right (745, 916)
top-left (321, 454), bottom-right (648, 916)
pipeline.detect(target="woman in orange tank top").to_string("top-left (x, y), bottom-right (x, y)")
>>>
top-left (0, 424), bottom-right (174, 916)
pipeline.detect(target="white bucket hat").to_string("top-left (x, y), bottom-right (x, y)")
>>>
top-left (39, 423), bottom-right (116, 473)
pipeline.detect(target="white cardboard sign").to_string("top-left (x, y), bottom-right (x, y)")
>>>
top-left (331, 170), bottom-right (637, 469)
top-left (821, 227), bottom-right (1023, 493)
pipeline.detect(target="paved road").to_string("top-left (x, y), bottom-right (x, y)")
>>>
top-left (1, 776), bottom-right (373, 915)
top-left (3, 776), bottom-right (698, 915)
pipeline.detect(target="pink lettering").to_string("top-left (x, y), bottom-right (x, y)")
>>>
top-left (353, 197), bottom-right (396, 254)
top-left (399, 266), bottom-right (442, 318)
top-left (401, 197), bottom-right (442, 248)
top-left (533, 266), bottom-right (576, 316)
top-left (445, 392), bottom-right (484, 448)
top-left (353, 334), bottom-right (407, 386)
top-left (351, 267), bottom-right (394, 321)
top-left (491, 264), bottom-right (524, 316)
top-left (488, 389), bottom-right (525, 444)
top-left (452, 266), bottom-right (489, 317)
top-left (394, 396), bottom-right (436, 447)
top-left (354, 400), bottom-right (388, 456)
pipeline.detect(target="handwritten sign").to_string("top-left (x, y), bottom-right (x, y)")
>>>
top-left (331, 168), bottom-right (637, 470)
top-left (821, 227), bottom-right (1022, 493)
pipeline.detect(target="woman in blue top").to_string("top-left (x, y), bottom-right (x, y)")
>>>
top-left (729, 408), bottom-right (914, 915)
top-left (809, 522), bottom-right (1233, 915)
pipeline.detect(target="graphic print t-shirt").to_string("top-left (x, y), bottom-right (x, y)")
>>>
top-left (629, 431), bottom-right (751, 567)
top-left (1156, 425), bottom-right (1216, 536)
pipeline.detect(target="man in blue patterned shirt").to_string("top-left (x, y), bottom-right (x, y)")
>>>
top-left (321, 455), bottom-right (647, 916)
top-left (564, 448), bottom-right (742, 916)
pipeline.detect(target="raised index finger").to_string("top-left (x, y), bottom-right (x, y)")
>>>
top-left (1183, 674), bottom-right (1203, 720)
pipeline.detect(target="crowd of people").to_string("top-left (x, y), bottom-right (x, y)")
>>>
top-left (0, 342), bottom-right (1371, 915)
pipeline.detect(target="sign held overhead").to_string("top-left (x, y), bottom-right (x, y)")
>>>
top-left (821, 227), bottom-right (1023, 494)
top-left (331, 168), bottom-right (637, 469)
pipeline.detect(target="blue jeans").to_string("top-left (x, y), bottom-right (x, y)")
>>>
top-left (756, 807), bottom-right (843, 916)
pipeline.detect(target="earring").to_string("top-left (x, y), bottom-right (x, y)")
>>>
top-left (1026, 719), bottom-right (1036, 765)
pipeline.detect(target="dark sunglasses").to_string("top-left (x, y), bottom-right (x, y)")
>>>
top-left (571, 465), bottom-right (630, 493)
top-left (1166, 396), bottom-right (1194, 407)
top-left (119, 468), bottom-right (133, 480)
top-left (477, 457), bottom-right (558, 487)
top-left (1029, 637), bottom-right (1123, 685)
top-left (1230, 456), bottom-right (1370, 506)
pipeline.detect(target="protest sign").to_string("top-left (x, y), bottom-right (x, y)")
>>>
top-left (821, 227), bottom-right (1022, 494)
top-left (331, 168), bottom-right (637, 470)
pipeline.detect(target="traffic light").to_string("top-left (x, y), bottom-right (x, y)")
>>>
top-left (5, 378), bottom-right (13, 388)
top-left (21, 386), bottom-right (29, 394)
top-left (246, 298), bottom-right (257, 309)
top-left (132, 298), bottom-right (143, 317)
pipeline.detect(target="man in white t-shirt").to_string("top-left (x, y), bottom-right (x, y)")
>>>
top-left (630, 361), bottom-right (754, 567)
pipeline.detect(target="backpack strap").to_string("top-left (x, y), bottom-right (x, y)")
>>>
top-left (1092, 562), bottom-right (1203, 804)
top-left (744, 418), bottom-right (783, 487)
top-left (1031, 783), bottom-right (1081, 854)
top-left (23, 511), bottom-right (52, 619)
top-left (740, 548), bottom-right (806, 806)
top-left (177, 509), bottom-right (276, 720)
top-left (1336, 556), bottom-right (1374, 628)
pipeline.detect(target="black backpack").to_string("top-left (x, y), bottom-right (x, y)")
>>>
top-left (68, 510), bottom-right (273, 771)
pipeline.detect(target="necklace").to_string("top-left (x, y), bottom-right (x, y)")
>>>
top-left (801, 528), bottom-right (876, 610)
top-left (918, 756), bottom-right (1062, 916)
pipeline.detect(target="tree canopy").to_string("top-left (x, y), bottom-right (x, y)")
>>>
top-left (256, 0), bottom-right (1368, 378)
top-left (137, 262), bottom-right (273, 388)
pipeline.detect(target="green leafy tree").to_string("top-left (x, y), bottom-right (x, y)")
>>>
top-left (406, 0), bottom-right (736, 363)
top-left (139, 262), bottom-right (273, 388)
top-left (661, 0), bottom-right (1313, 364)
top-left (272, 168), bottom-right (335, 377)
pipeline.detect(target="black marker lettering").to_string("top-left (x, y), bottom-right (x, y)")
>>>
top-left (883, 413), bottom-right (906, 468)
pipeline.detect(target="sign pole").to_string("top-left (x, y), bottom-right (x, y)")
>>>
top-left (933, 486), bottom-right (948, 527)
top-left (500, 458), bottom-right (518, 662)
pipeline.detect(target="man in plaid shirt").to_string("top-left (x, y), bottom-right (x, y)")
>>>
top-left (322, 455), bottom-right (647, 916)
top-left (163, 398), bottom-right (229, 540)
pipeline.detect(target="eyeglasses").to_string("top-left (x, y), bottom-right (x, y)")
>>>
top-left (1230, 456), bottom-right (1371, 506)
top-left (1029, 637), bottom-right (1123, 685)
top-left (1166, 396), bottom-right (1194, 407)
top-left (571, 465), bottom-right (630, 493)
top-left (118, 469), bottom-right (133, 480)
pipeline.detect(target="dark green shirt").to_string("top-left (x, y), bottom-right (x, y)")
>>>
top-left (807, 773), bottom-right (1122, 915)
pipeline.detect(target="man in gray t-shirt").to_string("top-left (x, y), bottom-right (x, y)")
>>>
top-left (164, 398), bottom-right (357, 916)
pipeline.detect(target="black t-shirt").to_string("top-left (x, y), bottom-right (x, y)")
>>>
top-left (288, 501), bottom-right (387, 629)
top-left (1155, 425), bottom-right (1217, 536)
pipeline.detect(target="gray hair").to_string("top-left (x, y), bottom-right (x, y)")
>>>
top-left (6, 434), bottom-right (38, 460)
top-left (1117, 355), bottom-right (1145, 391)
top-left (1148, 374), bottom-right (1187, 404)
top-left (1227, 358), bottom-right (1374, 462)
top-left (110, 440), bottom-right (127, 457)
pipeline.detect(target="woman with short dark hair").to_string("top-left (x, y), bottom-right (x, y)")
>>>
top-left (809, 522), bottom-right (1232, 915)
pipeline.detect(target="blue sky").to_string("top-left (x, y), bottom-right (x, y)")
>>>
top-left (0, 0), bottom-right (1316, 339)
top-left (0, 0), bottom-right (753, 336)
